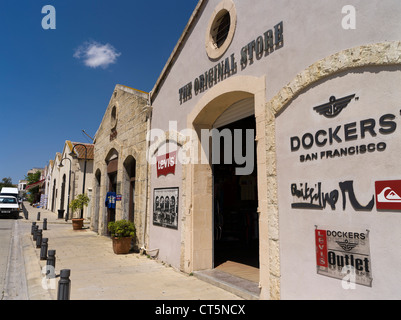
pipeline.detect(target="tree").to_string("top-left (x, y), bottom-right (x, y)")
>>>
top-left (69, 194), bottom-right (90, 219)
top-left (0, 177), bottom-right (15, 190)
top-left (25, 171), bottom-right (41, 185)
top-left (25, 171), bottom-right (42, 204)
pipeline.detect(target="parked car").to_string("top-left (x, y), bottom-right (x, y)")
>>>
top-left (0, 196), bottom-right (20, 219)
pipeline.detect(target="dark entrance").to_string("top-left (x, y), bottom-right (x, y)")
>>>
top-left (51, 179), bottom-right (56, 212)
top-left (107, 158), bottom-right (118, 232)
top-left (213, 116), bottom-right (259, 274)
top-left (123, 156), bottom-right (136, 223)
top-left (60, 174), bottom-right (66, 213)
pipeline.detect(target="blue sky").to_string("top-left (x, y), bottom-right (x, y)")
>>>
top-left (0, 0), bottom-right (199, 184)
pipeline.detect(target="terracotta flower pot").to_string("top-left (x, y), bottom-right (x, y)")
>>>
top-left (72, 218), bottom-right (84, 230)
top-left (112, 237), bottom-right (132, 254)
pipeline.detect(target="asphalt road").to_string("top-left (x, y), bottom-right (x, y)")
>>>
top-left (0, 216), bottom-right (28, 300)
top-left (0, 218), bottom-right (13, 299)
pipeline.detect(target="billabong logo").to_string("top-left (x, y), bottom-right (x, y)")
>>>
top-left (314, 94), bottom-right (356, 118)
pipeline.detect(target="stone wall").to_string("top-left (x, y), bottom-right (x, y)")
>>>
top-left (91, 84), bottom-right (149, 249)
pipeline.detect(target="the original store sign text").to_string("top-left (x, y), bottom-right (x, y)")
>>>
top-left (178, 22), bottom-right (284, 104)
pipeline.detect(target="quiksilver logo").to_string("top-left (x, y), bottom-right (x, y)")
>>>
top-left (314, 94), bottom-right (356, 118)
top-left (377, 187), bottom-right (401, 203)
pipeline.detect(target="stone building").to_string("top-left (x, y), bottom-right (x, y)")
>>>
top-left (47, 141), bottom-right (94, 219)
top-left (145, 0), bottom-right (401, 300)
top-left (91, 84), bottom-right (150, 250)
top-left (47, 153), bottom-right (61, 213)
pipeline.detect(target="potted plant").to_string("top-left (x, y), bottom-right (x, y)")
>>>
top-left (108, 219), bottom-right (136, 254)
top-left (69, 193), bottom-right (90, 230)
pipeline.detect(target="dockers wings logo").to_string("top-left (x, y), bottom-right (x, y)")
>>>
top-left (313, 94), bottom-right (356, 118)
top-left (335, 239), bottom-right (358, 252)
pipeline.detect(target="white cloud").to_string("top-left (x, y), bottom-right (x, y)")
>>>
top-left (74, 41), bottom-right (121, 69)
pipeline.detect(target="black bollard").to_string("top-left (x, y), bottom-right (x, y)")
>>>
top-left (23, 203), bottom-right (29, 220)
top-left (31, 222), bottom-right (37, 235)
top-left (37, 212), bottom-right (41, 221)
top-left (57, 269), bottom-right (71, 300)
top-left (33, 225), bottom-right (39, 241)
top-left (40, 238), bottom-right (48, 260)
top-left (43, 218), bottom-right (47, 230)
top-left (36, 229), bottom-right (43, 248)
top-left (46, 249), bottom-right (56, 278)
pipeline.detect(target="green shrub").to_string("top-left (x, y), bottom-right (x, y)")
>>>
top-left (69, 194), bottom-right (90, 218)
top-left (108, 220), bottom-right (136, 239)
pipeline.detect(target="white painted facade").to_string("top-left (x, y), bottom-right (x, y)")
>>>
top-left (146, 0), bottom-right (401, 299)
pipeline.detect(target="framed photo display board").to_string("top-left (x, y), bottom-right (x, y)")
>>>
top-left (153, 188), bottom-right (179, 229)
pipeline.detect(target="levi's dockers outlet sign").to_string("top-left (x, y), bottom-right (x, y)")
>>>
top-left (276, 68), bottom-right (401, 299)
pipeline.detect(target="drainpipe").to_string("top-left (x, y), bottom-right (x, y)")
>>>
top-left (141, 90), bottom-right (155, 255)
top-left (136, 91), bottom-right (160, 258)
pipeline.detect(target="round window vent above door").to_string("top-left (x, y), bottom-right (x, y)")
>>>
top-left (205, 0), bottom-right (237, 60)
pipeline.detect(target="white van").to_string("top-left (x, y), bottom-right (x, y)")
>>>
top-left (0, 187), bottom-right (20, 204)
top-left (0, 196), bottom-right (20, 219)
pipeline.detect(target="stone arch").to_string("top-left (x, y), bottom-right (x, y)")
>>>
top-left (105, 147), bottom-right (119, 162)
top-left (268, 41), bottom-right (401, 118)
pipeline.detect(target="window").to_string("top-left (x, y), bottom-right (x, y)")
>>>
top-left (205, 0), bottom-right (237, 60)
top-left (110, 106), bottom-right (117, 129)
top-left (0, 197), bottom-right (17, 204)
top-left (212, 11), bottom-right (231, 49)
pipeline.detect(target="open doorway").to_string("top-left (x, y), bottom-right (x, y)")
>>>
top-left (213, 116), bottom-right (259, 282)
top-left (106, 157), bottom-right (118, 233)
top-left (123, 156), bottom-right (136, 223)
top-left (107, 171), bottom-right (117, 225)
top-left (92, 169), bottom-right (101, 233)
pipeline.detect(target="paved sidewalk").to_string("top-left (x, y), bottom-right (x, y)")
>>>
top-left (20, 203), bottom-right (242, 300)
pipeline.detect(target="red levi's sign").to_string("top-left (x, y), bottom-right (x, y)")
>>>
top-left (157, 151), bottom-right (177, 178)
top-left (375, 180), bottom-right (401, 211)
top-left (315, 229), bottom-right (328, 268)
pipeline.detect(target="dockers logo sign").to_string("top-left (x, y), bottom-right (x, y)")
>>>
top-left (314, 94), bottom-right (356, 118)
top-left (315, 228), bottom-right (373, 287)
top-left (290, 93), bottom-right (399, 163)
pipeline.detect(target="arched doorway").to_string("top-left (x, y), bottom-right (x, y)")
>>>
top-left (185, 75), bottom-right (267, 286)
top-left (60, 174), bottom-right (66, 212)
top-left (123, 156), bottom-right (136, 223)
top-left (106, 149), bottom-right (119, 232)
top-left (92, 169), bottom-right (101, 233)
top-left (51, 179), bottom-right (56, 212)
